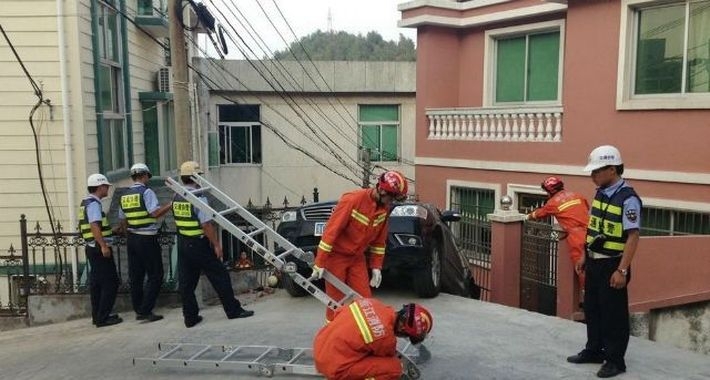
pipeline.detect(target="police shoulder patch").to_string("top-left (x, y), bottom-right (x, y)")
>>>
top-left (626, 209), bottom-right (638, 222)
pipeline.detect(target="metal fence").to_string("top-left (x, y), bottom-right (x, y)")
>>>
top-left (451, 214), bottom-right (493, 302)
top-left (0, 215), bottom-right (180, 316)
top-left (520, 220), bottom-right (560, 316)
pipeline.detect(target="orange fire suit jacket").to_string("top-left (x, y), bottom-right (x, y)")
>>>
top-left (315, 189), bottom-right (389, 270)
top-left (530, 190), bottom-right (590, 232)
top-left (313, 298), bottom-right (400, 379)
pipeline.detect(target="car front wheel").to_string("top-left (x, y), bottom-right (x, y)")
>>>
top-left (282, 264), bottom-right (308, 297)
top-left (413, 241), bottom-right (442, 298)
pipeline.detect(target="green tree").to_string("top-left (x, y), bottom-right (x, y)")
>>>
top-left (273, 30), bottom-right (416, 61)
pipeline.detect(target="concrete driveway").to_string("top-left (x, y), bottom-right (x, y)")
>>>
top-left (0, 289), bottom-right (708, 379)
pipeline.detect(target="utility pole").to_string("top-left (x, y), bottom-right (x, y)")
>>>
top-left (361, 148), bottom-right (372, 188)
top-left (169, 0), bottom-right (192, 164)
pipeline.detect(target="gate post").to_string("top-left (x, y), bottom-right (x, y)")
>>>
top-left (488, 196), bottom-right (525, 308)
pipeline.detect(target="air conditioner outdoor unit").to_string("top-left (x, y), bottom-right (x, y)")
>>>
top-left (157, 67), bottom-right (173, 93)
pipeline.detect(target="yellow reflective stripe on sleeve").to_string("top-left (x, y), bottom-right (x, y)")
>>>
top-left (592, 200), bottom-right (622, 215)
top-left (349, 303), bottom-right (374, 344)
top-left (351, 209), bottom-right (370, 226)
top-left (558, 199), bottom-right (582, 212)
top-left (318, 240), bottom-right (333, 252)
top-left (373, 214), bottom-right (387, 227)
top-left (369, 246), bottom-right (385, 255)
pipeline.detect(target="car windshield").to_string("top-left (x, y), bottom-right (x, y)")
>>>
top-left (388, 216), bottom-right (417, 233)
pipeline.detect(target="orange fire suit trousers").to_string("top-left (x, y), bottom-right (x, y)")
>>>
top-left (567, 227), bottom-right (586, 289)
top-left (324, 253), bottom-right (372, 322)
top-left (333, 357), bottom-right (402, 380)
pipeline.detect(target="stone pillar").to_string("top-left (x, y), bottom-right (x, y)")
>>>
top-left (488, 196), bottom-right (526, 308)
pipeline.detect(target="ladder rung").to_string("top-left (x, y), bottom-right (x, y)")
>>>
top-left (247, 227), bottom-right (266, 237)
top-left (275, 248), bottom-right (295, 261)
top-left (218, 206), bottom-right (240, 216)
top-left (187, 345), bottom-right (213, 361)
top-left (190, 186), bottom-right (212, 195)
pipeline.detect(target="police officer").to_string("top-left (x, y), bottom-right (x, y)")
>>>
top-left (567, 145), bottom-right (642, 378)
top-left (118, 163), bottom-right (171, 322)
top-left (79, 174), bottom-right (122, 327)
top-left (172, 161), bottom-right (254, 328)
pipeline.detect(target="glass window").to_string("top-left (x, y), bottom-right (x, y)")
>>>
top-left (495, 31), bottom-right (560, 103)
top-left (358, 105), bottom-right (400, 162)
top-left (142, 101), bottom-right (176, 175)
top-left (634, 1), bottom-right (710, 95)
top-left (96, 0), bottom-right (127, 174)
top-left (641, 206), bottom-right (710, 236)
top-left (217, 105), bottom-right (262, 165)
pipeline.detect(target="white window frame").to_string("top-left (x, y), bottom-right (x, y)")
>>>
top-left (98, 0), bottom-right (127, 174)
top-left (617, 0), bottom-right (710, 110)
top-left (218, 122), bottom-right (261, 166)
top-left (483, 19), bottom-right (566, 107)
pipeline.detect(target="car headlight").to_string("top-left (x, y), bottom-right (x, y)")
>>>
top-left (281, 211), bottom-right (297, 222)
top-left (390, 205), bottom-right (428, 219)
top-left (394, 234), bottom-right (422, 247)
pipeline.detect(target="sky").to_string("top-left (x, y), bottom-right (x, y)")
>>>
top-left (202, 0), bottom-right (416, 59)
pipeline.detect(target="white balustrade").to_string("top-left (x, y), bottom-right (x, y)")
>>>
top-left (425, 106), bottom-right (563, 142)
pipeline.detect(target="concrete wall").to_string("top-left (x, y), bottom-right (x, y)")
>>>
top-left (195, 60), bottom-right (416, 205)
top-left (403, 0), bottom-right (710, 211)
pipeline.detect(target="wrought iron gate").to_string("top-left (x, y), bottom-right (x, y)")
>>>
top-left (520, 220), bottom-right (559, 316)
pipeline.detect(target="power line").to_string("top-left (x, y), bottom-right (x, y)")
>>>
top-left (196, 12), bottom-right (364, 179)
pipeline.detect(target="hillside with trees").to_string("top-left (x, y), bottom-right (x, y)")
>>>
top-left (273, 30), bottom-right (416, 61)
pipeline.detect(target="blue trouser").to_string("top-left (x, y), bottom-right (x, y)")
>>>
top-left (127, 233), bottom-right (164, 315)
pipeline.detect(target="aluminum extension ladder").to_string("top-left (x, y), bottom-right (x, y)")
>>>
top-left (133, 343), bottom-right (317, 377)
top-left (132, 174), bottom-right (423, 378)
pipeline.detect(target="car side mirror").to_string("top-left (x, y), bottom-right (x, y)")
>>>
top-left (440, 210), bottom-right (461, 222)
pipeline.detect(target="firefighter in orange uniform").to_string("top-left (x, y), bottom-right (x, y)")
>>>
top-left (527, 176), bottom-right (590, 288)
top-left (313, 298), bottom-right (432, 380)
top-left (310, 171), bottom-right (408, 322)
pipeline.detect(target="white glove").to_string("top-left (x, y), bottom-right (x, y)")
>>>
top-left (309, 265), bottom-right (325, 280)
top-left (370, 269), bottom-right (382, 288)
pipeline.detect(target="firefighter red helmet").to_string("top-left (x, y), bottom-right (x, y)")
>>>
top-left (397, 303), bottom-right (433, 344)
top-left (377, 171), bottom-right (408, 200)
top-left (541, 176), bottom-right (564, 195)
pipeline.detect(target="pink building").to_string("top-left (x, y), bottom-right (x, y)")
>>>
top-left (400, 0), bottom-right (710, 316)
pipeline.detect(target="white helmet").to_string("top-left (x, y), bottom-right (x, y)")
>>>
top-left (87, 173), bottom-right (111, 187)
top-left (130, 163), bottom-right (152, 177)
top-left (583, 145), bottom-right (623, 172)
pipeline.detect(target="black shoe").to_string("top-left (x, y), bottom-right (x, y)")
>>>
top-left (567, 350), bottom-right (605, 364)
top-left (96, 316), bottom-right (123, 328)
top-left (228, 309), bottom-right (254, 319)
top-left (93, 314), bottom-right (118, 325)
top-left (597, 361), bottom-right (625, 378)
top-left (137, 313), bottom-right (164, 322)
top-left (184, 315), bottom-right (203, 328)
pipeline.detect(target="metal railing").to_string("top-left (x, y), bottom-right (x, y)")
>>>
top-left (0, 215), bottom-right (178, 316)
top-left (452, 214), bottom-right (493, 302)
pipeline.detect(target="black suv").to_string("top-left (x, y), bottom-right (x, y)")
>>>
top-left (276, 201), bottom-right (479, 299)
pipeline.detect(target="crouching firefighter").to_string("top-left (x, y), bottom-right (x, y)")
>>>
top-left (313, 298), bottom-right (432, 380)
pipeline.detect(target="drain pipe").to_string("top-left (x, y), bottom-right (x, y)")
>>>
top-left (56, 0), bottom-right (78, 289)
